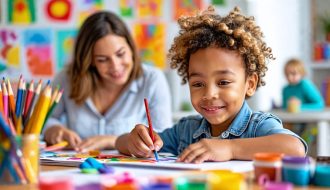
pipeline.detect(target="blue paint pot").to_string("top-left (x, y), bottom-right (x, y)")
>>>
top-left (313, 164), bottom-right (330, 187)
top-left (282, 156), bottom-right (311, 186)
top-left (142, 183), bottom-right (172, 190)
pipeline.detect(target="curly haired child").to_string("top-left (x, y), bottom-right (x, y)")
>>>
top-left (116, 6), bottom-right (307, 163)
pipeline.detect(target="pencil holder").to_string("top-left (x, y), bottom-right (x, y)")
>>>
top-left (21, 134), bottom-right (40, 184)
top-left (0, 134), bottom-right (39, 184)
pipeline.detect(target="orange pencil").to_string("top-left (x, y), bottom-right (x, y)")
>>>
top-left (6, 78), bottom-right (16, 119)
top-left (2, 81), bottom-right (8, 118)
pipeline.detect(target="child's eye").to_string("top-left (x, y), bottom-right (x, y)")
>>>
top-left (191, 82), bottom-right (204, 87)
top-left (218, 80), bottom-right (231, 86)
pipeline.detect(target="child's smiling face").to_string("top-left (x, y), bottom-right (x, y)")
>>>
top-left (188, 47), bottom-right (258, 131)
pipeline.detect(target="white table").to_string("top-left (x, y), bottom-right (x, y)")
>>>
top-left (270, 108), bottom-right (330, 156)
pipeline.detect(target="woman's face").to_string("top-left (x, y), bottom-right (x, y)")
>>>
top-left (92, 34), bottom-right (134, 87)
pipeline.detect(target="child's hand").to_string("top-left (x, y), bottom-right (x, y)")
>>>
top-left (76, 135), bottom-right (117, 153)
top-left (127, 124), bottom-right (163, 158)
top-left (44, 125), bottom-right (82, 149)
top-left (177, 139), bottom-right (233, 163)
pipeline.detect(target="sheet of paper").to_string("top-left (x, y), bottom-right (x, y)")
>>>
top-left (40, 150), bottom-right (253, 172)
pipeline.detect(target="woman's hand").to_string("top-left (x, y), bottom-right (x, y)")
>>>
top-left (126, 124), bottom-right (163, 158)
top-left (76, 135), bottom-right (117, 153)
top-left (177, 139), bottom-right (234, 163)
top-left (44, 125), bottom-right (82, 149)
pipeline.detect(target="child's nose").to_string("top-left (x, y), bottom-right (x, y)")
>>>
top-left (203, 85), bottom-right (219, 100)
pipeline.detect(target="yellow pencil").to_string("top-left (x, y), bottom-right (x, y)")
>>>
top-left (29, 86), bottom-right (51, 134)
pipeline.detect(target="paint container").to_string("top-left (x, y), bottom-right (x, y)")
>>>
top-left (282, 156), bottom-right (311, 186)
top-left (253, 153), bottom-right (283, 182)
top-left (139, 176), bottom-right (173, 190)
top-left (208, 170), bottom-right (247, 190)
top-left (75, 183), bottom-right (101, 190)
top-left (313, 159), bottom-right (330, 187)
top-left (263, 181), bottom-right (293, 190)
top-left (142, 183), bottom-right (172, 190)
top-left (101, 172), bottom-right (139, 190)
top-left (258, 174), bottom-right (293, 190)
top-left (174, 174), bottom-right (208, 190)
top-left (39, 177), bottom-right (74, 190)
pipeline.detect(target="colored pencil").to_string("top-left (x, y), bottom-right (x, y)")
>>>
top-left (23, 80), bottom-right (42, 129)
top-left (29, 86), bottom-right (52, 134)
top-left (2, 82), bottom-right (8, 118)
top-left (143, 98), bottom-right (159, 162)
top-left (23, 80), bottom-right (34, 119)
top-left (6, 78), bottom-right (15, 119)
top-left (42, 89), bottom-right (63, 132)
top-left (0, 84), bottom-right (4, 115)
top-left (44, 141), bottom-right (68, 152)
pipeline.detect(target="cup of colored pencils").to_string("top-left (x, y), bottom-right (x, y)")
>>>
top-left (0, 76), bottom-right (63, 184)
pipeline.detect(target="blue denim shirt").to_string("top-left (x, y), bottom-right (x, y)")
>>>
top-left (159, 101), bottom-right (307, 155)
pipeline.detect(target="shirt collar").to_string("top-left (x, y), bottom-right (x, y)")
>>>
top-left (192, 101), bottom-right (252, 139)
top-left (193, 117), bottom-right (212, 139)
top-left (128, 79), bottom-right (139, 93)
top-left (227, 101), bottom-right (252, 136)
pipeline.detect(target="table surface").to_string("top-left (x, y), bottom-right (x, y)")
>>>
top-left (0, 165), bottom-right (328, 190)
top-left (270, 108), bottom-right (330, 123)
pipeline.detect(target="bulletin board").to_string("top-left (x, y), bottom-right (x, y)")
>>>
top-left (0, 0), bottom-right (220, 81)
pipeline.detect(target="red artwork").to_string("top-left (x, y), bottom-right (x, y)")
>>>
top-left (45, 0), bottom-right (71, 21)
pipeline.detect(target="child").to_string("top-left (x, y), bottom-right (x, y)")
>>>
top-left (116, 6), bottom-right (307, 163)
top-left (282, 58), bottom-right (325, 111)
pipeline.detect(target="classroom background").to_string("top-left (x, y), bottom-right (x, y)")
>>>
top-left (0, 0), bottom-right (329, 113)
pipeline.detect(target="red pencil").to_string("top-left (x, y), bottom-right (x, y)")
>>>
top-left (143, 98), bottom-right (159, 162)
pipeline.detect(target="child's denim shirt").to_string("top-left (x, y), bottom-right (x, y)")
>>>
top-left (159, 101), bottom-right (307, 155)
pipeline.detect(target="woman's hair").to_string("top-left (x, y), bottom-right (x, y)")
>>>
top-left (284, 58), bottom-right (306, 77)
top-left (67, 11), bottom-right (142, 105)
top-left (168, 6), bottom-right (275, 89)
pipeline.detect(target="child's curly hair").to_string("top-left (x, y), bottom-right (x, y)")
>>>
top-left (168, 6), bottom-right (275, 89)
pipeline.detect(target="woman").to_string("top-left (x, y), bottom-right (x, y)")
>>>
top-left (43, 11), bottom-right (172, 152)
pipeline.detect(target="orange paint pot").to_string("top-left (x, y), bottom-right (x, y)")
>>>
top-left (253, 152), bottom-right (283, 182)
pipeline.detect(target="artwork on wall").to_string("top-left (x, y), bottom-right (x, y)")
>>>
top-left (119, 0), bottom-right (134, 17)
top-left (0, 29), bottom-right (21, 74)
top-left (24, 29), bottom-right (54, 77)
top-left (134, 23), bottom-right (166, 69)
top-left (56, 29), bottom-right (77, 71)
top-left (137, 0), bottom-right (163, 19)
top-left (8, 0), bottom-right (36, 24)
top-left (45, 0), bottom-right (72, 22)
top-left (78, 0), bottom-right (104, 26)
top-left (173, 0), bottom-right (203, 20)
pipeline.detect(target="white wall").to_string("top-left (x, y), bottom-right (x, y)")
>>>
top-left (246, 0), bottom-right (304, 111)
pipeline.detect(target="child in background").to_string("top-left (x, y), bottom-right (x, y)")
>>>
top-left (282, 58), bottom-right (325, 111)
top-left (116, 6), bottom-right (307, 163)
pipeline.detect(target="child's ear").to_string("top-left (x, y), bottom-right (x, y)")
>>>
top-left (246, 73), bottom-right (258, 97)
